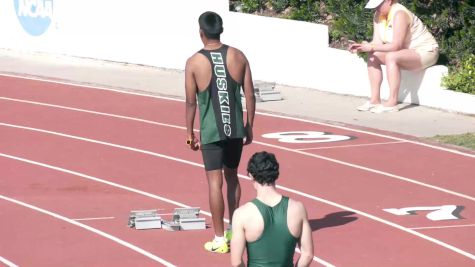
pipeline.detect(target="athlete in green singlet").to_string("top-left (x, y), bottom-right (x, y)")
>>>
top-left (185, 11), bottom-right (256, 254)
top-left (231, 152), bottom-right (314, 267)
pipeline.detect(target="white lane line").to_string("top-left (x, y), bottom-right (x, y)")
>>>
top-left (1, 73), bottom-right (474, 158)
top-left (0, 195), bottom-right (176, 267)
top-left (296, 141), bottom-right (407, 151)
top-left (410, 224), bottom-right (475, 230)
top-left (0, 256), bottom-right (18, 267)
top-left (73, 217), bottom-right (115, 221)
top-left (0, 122), bottom-right (203, 167)
top-left (0, 154), bottom-right (331, 266)
top-left (0, 98), bottom-right (472, 201)
top-left (295, 248), bottom-right (336, 267)
top-left (2, 121), bottom-right (472, 203)
top-left (0, 97), bottom-right (186, 131)
top-left (0, 73), bottom-right (182, 103)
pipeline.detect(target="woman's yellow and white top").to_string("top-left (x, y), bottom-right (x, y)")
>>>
top-left (376, 3), bottom-right (438, 52)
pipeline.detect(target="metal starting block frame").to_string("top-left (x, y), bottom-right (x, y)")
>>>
top-left (254, 81), bottom-right (282, 102)
top-left (128, 209), bottom-right (162, 230)
top-left (170, 207), bottom-right (206, 231)
top-left (128, 207), bottom-right (205, 231)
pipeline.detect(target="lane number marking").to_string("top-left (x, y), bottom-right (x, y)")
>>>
top-left (262, 131), bottom-right (352, 143)
top-left (383, 205), bottom-right (463, 221)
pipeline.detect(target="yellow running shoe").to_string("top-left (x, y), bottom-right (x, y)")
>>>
top-left (224, 230), bottom-right (232, 244)
top-left (204, 239), bottom-right (229, 253)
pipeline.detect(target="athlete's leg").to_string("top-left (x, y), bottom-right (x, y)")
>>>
top-left (201, 142), bottom-right (226, 238)
top-left (206, 169), bottom-right (225, 237)
top-left (223, 139), bottom-right (243, 223)
top-left (223, 166), bottom-right (240, 222)
top-left (384, 49), bottom-right (422, 106)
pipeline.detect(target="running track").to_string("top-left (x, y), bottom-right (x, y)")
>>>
top-left (1, 74), bottom-right (474, 267)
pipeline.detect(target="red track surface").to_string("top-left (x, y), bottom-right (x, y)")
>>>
top-left (1, 74), bottom-right (474, 267)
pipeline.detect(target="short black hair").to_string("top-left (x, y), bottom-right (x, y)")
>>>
top-left (247, 151), bottom-right (280, 185)
top-left (198, 11), bottom-right (223, 39)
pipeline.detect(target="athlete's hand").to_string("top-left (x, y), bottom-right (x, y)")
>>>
top-left (243, 125), bottom-right (253, 146)
top-left (187, 135), bottom-right (200, 151)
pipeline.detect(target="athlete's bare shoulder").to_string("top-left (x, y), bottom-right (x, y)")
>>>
top-left (235, 201), bottom-right (258, 220)
top-left (227, 46), bottom-right (248, 64)
top-left (186, 52), bottom-right (209, 72)
top-left (288, 198), bottom-right (307, 219)
top-left (186, 52), bottom-right (202, 67)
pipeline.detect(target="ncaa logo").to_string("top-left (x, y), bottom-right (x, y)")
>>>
top-left (14, 0), bottom-right (53, 36)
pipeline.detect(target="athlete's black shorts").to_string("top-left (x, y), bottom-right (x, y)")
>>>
top-left (201, 138), bottom-right (244, 171)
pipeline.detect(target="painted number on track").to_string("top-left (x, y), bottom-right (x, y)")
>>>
top-left (262, 131), bottom-right (351, 143)
top-left (383, 205), bottom-right (462, 221)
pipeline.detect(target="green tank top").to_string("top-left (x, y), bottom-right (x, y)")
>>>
top-left (247, 196), bottom-right (298, 267)
top-left (197, 45), bottom-right (246, 145)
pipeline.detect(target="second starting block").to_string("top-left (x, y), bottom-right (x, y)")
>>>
top-left (128, 207), bottom-right (206, 231)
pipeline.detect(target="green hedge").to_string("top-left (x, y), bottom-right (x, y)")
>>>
top-left (229, 0), bottom-right (475, 94)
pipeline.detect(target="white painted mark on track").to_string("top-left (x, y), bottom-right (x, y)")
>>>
top-left (384, 205), bottom-right (461, 221)
top-left (410, 224), bottom-right (475, 230)
top-left (0, 97), bottom-right (186, 131)
top-left (73, 216), bottom-right (115, 221)
top-left (0, 256), bottom-right (18, 267)
top-left (296, 141), bottom-right (407, 151)
top-left (262, 131), bottom-right (351, 143)
top-left (0, 195), bottom-right (176, 267)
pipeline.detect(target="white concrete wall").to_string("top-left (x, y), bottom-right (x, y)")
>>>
top-left (0, 0), bottom-right (473, 114)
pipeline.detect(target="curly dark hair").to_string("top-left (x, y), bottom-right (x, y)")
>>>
top-left (247, 151), bottom-right (279, 185)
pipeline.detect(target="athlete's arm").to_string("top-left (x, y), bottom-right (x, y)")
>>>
top-left (231, 208), bottom-right (246, 267)
top-left (185, 56), bottom-right (199, 150)
top-left (242, 55), bottom-right (255, 145)
top-left (295, 203), bottom-right (314, 267)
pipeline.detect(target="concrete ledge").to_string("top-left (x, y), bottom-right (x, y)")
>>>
top-left (381, 65), bottom-right (475, 114)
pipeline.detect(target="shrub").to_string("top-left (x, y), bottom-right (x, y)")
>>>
top-left (442, 54), bottom-right (475, 94)
top-left (287, 1), bottom-right (321, 22)
top-left (269, 0), bottom-right (289, 13)
top-left (240, 0), bottom-right (265, 13)
top-left (325, 0), bottom-right (372, 47)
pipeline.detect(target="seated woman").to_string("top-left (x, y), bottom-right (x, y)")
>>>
top-left (349, 0), bottom-right (439, 113)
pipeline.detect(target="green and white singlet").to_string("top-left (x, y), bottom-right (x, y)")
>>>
top-left (197, 45), bottom-right (246, 145)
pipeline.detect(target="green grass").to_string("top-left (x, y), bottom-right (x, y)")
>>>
top-left (429, 133), bottom-right (475, 151)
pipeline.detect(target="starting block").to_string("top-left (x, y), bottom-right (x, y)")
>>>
top-left (128, 207), bottom-right (206, 231)
top-left (172, 207), bottom-right (206, 231)
top-left (128, 209), bottom-right (162, 230)
top-left (254, 81), bottom-right (282, 102)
